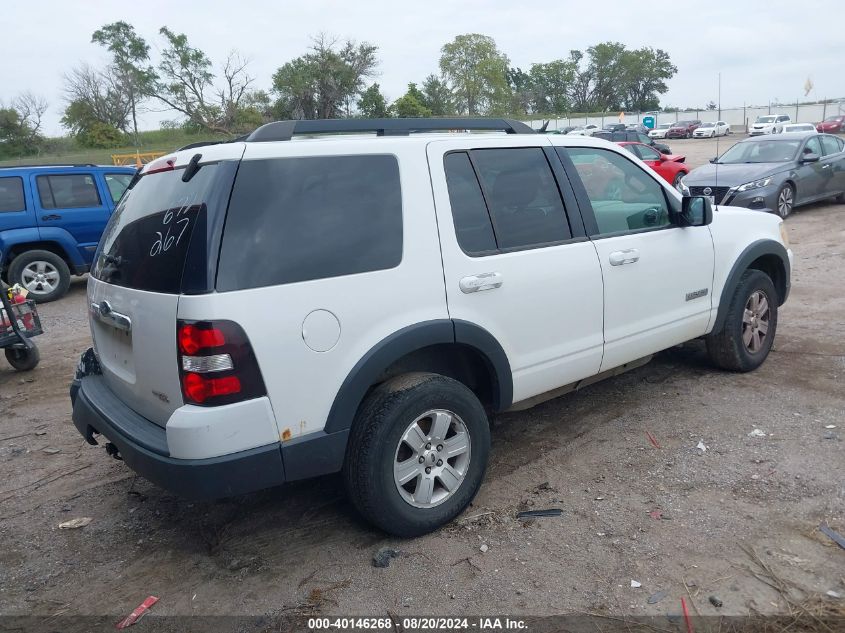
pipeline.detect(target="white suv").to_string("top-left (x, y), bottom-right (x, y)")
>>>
top-left (70, 118), bottom-right (792, 537)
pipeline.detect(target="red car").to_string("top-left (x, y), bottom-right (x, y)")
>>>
top-left (618, 141), bottom-right (689, 188)
top-left (665, 119), bottom-right (701, 139)
top-left (816, 115), bottom-right (845, 134)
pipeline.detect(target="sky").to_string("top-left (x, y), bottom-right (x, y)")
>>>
top-left (2, 0), bottom-right (843, 136)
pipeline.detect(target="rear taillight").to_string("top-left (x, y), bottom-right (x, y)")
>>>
top-left (177, 320), bottom-right (266, 406)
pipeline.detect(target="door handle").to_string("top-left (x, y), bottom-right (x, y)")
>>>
top-left (41, 214), bottom-right (62, 221)
top-left (459, 272), bottom-right (503, 294)
top-left (90, 301), bottom-right (132, 332)
top-left (609, 249), bottom-right (640, 266)
top-left (822, 164), bottom-right (831, 170)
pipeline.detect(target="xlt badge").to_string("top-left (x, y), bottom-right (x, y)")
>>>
top-left (686, 288), bottom-right (709, 301)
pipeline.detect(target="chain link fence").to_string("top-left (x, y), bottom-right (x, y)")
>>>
top-left (525, 99), bottom-right (845, 132)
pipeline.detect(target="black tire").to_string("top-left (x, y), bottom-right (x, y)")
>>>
top-left (834, 190), bottom-right (845, 204)
top-left (7, 250), bottom-right (71, 303)
top-left (775, 183), bottom-right (795, 218)
top-left (343, 373), bottom-right (491, 537)
top-left (706, 270), bottom-right (778, 372)
top-left (5, 345), bottom-right (40, 371)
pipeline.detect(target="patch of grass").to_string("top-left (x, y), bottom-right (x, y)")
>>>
top-left (0, 129), bottom-right (230, 167)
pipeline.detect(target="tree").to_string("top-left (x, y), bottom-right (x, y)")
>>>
top-left (420, 75), bottom-right (453, 116)
top-left (61, 99), bottom-right (124, 147)
top-left (566, 50), bottom-right (593, 112)
top-left (272, 34), bottom-right (379, 120)
top-left (584, 42), bottom-right (628, 111)
top-left (439, 34), bottom-right (511, 115)
top-left (565, 43), bottom-right (676, 112)
top-left (91, 21), bottom-right (154, 139)
top-left (12, 92), bottom-right (48, 142)
top-left (507, 67), bottom-right (534, 115)
top-left (619, 47), bottom-right (677, 111)
top-left (153, 28), bottom-right (257, 133)
top-left (358, 83), bottom-right (389, 118)
top-left (529, 60), bottom-right (576, 114)
top-left (391, 91), bottom-right (432, 118)
top-left (0, 107), bottom-right (40, 157)
top-left (63, 63), bottom-right (132, 132)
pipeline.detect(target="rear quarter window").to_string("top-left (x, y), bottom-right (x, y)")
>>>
top-left (105, 173), bottom-right (134, 203)
top-left (820, 135), bottom-right (844, 155)
top-left (0, 177), bottom-right (25, 212)
top-left (216, 154), bottom-right (403, 291)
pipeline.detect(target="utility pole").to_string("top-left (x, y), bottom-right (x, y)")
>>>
top-left (717, 72), bottom-right (722, 119)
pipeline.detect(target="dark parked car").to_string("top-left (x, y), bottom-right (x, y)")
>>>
top-left (591, 129), bottom-right (672, 155)
top-left (625, 123), bottom-right (649, 134)
top-left (602, 123), bottom-right (626, 132)
top-left (682, 132), bottom-right (845, 218)
top-left (666, 120), bottom-right (702, 139)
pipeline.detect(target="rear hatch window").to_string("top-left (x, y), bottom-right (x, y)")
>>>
top-left (91, 161), bottom-right (238, 294)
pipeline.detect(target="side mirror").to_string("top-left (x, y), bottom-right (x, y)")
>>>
top-left (709, 157), bottom-right (718, 163)
top-left (658, 153), bottom-right (668, 161)
top-left (677, 196), bottom-right (713, 227)
top-left (801, 152), bottom-right (820, 163)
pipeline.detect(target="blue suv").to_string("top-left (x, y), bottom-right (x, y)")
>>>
top-left (0, 164), bottom-right (136, 302)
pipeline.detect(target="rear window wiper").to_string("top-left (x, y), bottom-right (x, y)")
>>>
top-left (182, 153), bottom-right (203, 183)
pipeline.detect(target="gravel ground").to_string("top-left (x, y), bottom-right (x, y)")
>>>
top-left (1, 136), bottom-right (843, 624)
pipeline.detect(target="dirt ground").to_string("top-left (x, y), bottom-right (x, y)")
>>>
top-left (1, 136), bottom-right (844, 625)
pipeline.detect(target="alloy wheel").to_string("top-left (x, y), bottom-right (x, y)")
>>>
top-left (777, 186), bottom-right (794, 218)
top-left (21, 261), bottom-right (60, 295)
top-left (742, 290), bottom-right (771, 353)
top-left (393, 409), bottom-right (471, 508)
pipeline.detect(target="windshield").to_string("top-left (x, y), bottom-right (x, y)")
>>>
top-left (756, 116), bottom-right (777, 123)
top-left (824, 116), bottom-right (843, 122)
top-left (658, 123), bottom-right (671, 129)
top-left (699, 123), bottom-right (715, 127)
top-left (716, 140), bottom-right (801, 164)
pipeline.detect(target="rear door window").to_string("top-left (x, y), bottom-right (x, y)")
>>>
top-left (92, 164), bottom-right (232, 293)
top-left (36, 174), bottom-right (101, 209)
top-left (444, 152), bottom-right (497, 253)
top-left (820, 135), bottom-right (844, 156)
top-left (217, 155), bottom-right (403, 290)
top-left (469, 148), bottom-right (571, 250)
top-left (0, 177), bottom-right (25, 212)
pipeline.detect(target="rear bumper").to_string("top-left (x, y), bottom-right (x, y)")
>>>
top-left (71, 374), bottom-right (286, 500)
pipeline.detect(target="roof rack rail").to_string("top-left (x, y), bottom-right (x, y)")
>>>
top-left (245, 118), bottom-right (535, 142)
top-left (0, 163), bottom-right (100, 169)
